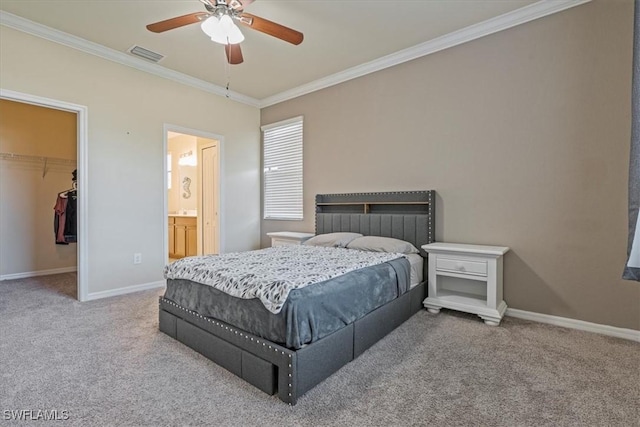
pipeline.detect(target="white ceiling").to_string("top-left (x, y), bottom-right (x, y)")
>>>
top-left (0, 0), bottom-right (588, 106)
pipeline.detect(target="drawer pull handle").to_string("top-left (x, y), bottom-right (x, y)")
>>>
top-left (455, 263), bottom-right (466, 272)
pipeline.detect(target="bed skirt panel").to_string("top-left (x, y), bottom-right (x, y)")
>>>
top-left (296, 323), bottom-right (354, 397)
top-left (158, 281), bottom-right (426, 404)
top-left (159, 299), bottom-right (294, 401)
top-left (354, 289), bottom-right (411, 358)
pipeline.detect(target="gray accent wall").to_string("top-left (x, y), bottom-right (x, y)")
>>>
top-left (261, 0), bottom-right (640, 331)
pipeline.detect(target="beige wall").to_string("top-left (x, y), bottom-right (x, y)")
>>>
top-left (0, 99), bottom-right (77, 276)
top-left (1, 26), bottom-right (261, 295)
top-left (261, 0), bottom-right (640, 330)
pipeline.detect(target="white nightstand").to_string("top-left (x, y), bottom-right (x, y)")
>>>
top-left (422, 242), bottom-right (510, 326)
top-left (267, 231), bottom-right (315, 247)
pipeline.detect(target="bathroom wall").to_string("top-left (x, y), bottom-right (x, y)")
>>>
top-left (168, 134), bottom-right (197, 214)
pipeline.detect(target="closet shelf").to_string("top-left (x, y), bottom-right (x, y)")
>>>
top-left (0, 152), bottom-right (76, 178)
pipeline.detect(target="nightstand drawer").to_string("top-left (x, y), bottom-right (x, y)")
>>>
top-left (267, 232), bottom-right (315, 247)
top-left (436, 256), bottom-right (487, 276)
top-left (423, 242), bottom-right (509, 326)
top-left (271, 239), bottom-right (300, 247)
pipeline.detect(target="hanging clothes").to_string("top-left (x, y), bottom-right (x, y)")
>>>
top-left (63, 190), bottom-right (77, 243)
top-left (54, 195), bottom-right (69, 245)
top-left (54, 170), bottom-right (77, 244)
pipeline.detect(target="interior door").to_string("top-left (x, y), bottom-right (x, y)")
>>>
top-left (201, 144), bottom-right (218, 254)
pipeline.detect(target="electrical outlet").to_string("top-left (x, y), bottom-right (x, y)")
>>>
top-left (133, 253), bottom-right (142, 264)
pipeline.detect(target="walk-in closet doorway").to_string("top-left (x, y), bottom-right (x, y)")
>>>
top-left (0, 89), bottom-right (88, 301)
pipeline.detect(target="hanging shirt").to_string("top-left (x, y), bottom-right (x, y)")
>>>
top-left (63, 193), bottom-right (77, 243)
top-left (54, 196), bottom-right (69, 245)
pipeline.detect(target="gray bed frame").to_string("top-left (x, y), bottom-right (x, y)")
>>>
top-left (159, 190), bottom-right (435, 405)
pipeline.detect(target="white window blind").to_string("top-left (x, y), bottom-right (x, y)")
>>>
top-left (262, 116), bottom-right (303, 220)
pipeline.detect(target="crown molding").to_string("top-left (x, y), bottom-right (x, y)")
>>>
top-left (259, 0), bottom-right (591, 108)
top-left (0, 11), bottom-right (261, 108)
top-left (1, 1), bottom-right (591, 109)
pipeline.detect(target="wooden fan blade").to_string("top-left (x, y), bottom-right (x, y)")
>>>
top-left (146, 12), bottom-right (208, 33)
top-left (225, 44), bottom-right (244, 65)
top-left (238, 13), bottom-right (303, 45)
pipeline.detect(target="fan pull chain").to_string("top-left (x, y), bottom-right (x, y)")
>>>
top-left (225, 43), bottom-right (231, 98)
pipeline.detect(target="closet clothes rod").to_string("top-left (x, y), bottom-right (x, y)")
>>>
top-left (0, 152), bottom-right (76, 178)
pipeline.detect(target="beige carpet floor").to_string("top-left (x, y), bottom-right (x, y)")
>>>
top-left (0, 273), bottom-right (638, 426)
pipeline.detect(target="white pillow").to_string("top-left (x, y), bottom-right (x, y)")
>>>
top-left (303, 232), bottom-right (363, 248)
top-left (346, 236), bottom-right (419, 254)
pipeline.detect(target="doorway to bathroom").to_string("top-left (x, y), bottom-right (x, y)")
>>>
top-left (164, 126), bottom-right (222, 264)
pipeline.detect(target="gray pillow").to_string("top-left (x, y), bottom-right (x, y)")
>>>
top-left (346, 236), bottom-right (419, 254)
top-left (302, 232), bottom-right (363, 248)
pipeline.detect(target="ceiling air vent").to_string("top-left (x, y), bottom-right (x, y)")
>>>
top-left (128, 45), bottom-right (164, 63)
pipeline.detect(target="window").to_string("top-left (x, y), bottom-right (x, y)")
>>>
top-left (262, 116), bottom-right (303, 220)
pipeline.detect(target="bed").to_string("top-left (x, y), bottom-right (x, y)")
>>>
top-left (159, 190), bottom-right (435, 404)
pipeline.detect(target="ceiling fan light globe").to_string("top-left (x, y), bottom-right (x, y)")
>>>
top-left (210, 33), bottom-right (228, 44)
top-left (227, 24), bottom-right (245, 44)
top-left (201, 15), bottom-right (244, 45)
top-left (219, 15), bottom-right (234, 32)
top-left (200, 16), bottom-right (220, 38)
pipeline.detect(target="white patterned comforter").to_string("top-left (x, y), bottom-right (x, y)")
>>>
top-left (163, 245), bottom-right (404, 314)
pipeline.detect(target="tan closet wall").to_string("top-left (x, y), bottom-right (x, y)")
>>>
top-left (0, 99), bottom-right (77, 278)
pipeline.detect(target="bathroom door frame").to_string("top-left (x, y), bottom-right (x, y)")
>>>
top-left (163, 124), bottom-right (225, 259)
top-left (0, 89), bottom-right (89, 301)
top-left (198, 140), bottom-right (220, 255)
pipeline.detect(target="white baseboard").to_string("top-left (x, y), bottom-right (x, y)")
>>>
top-left (0, 266), bottom-right (77, 281)
top-left (85, 280), bottom-right (166, 301)
top-left (506, 308), bottom-right (640, 343)
top-left (7, 270), bottom-right (635, 342)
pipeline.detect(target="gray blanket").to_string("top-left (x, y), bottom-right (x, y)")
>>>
top-left (163, 257), bottom-right (410, 349)
top-left (164, 245), bottom-right (408, 314)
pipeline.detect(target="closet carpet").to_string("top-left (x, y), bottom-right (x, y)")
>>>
top-left (0, 273), bottom-right (638, 426)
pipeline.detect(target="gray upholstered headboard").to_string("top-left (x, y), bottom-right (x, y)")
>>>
top-left (315, 191), bottom-right (435, 257)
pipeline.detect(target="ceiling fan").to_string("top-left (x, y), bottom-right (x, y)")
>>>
top-left (146, 0), bottom-right (304, 65)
